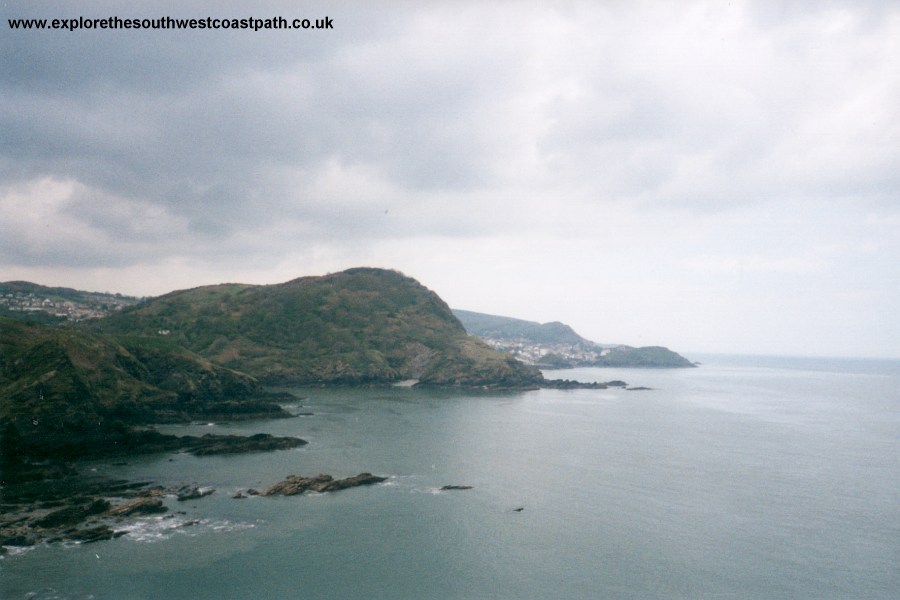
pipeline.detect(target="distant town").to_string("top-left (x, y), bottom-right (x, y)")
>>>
top-left (0, 287), bottom-right (140, 321)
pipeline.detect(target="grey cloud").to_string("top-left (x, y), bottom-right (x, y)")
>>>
top-left (3, 0), bottom-right (899, 277)
top-left (2, 0), bottom-right (509, 244)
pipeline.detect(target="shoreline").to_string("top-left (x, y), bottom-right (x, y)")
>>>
top-left (2, 377), bottom-right (636, 552)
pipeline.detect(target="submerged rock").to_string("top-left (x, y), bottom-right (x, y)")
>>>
top-left (176, 486), bottom-right (215, 502)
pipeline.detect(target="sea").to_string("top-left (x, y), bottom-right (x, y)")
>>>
top-left (2, 354), bottom-right (898, 599)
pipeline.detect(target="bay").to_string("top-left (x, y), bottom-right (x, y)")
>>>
top-left (2, 355), bottom-right (898, 599)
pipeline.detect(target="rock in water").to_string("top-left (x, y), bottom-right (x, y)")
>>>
top-left (176, 486), bottom-right (215, 501)
top-left (262, 473), bottom-right (387, 496)
top-left (106, 497), bottom-right (167, 517)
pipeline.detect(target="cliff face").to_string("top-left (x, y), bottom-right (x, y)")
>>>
top-left (96, 268), bottom-right (542, 386)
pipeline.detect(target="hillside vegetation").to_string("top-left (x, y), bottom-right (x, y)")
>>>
top-left (96, 268), bottom-right (541, 386)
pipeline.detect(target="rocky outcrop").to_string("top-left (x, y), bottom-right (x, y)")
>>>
top-left (262, 473), bottom-right (387, 496)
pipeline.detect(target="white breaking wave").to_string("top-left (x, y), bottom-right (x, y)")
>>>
top-left (115, 515), bottom-right (255, 543)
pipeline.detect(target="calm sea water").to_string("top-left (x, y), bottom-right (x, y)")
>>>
top-left (2, 355), bottom-right (898, 599)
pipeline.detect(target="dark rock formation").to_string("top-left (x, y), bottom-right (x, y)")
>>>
top-left (262, 473), bottom-right (387, 496)
top-left (440, 485), bottom-right (473, 491)
top-left (187, 433), bottom-right (307, 456)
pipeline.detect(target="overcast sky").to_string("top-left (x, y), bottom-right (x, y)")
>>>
top-left (3, 0), bottom-right (899, 359)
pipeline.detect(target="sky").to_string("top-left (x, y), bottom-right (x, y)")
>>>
top-left (2, 0), bottom-right (899, 359)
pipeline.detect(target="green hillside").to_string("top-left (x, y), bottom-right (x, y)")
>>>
top-left (452, 309), bottom-right (590, 345)
top-left (95, 268), bottom-right (541, 387)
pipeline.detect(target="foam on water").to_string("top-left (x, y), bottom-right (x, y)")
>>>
top-left (1, 544), bottom-right (36, 558)
top-left (114, 515), bottom-right (256, 543)
top-left (23, 588), bottom-right (95, 600)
